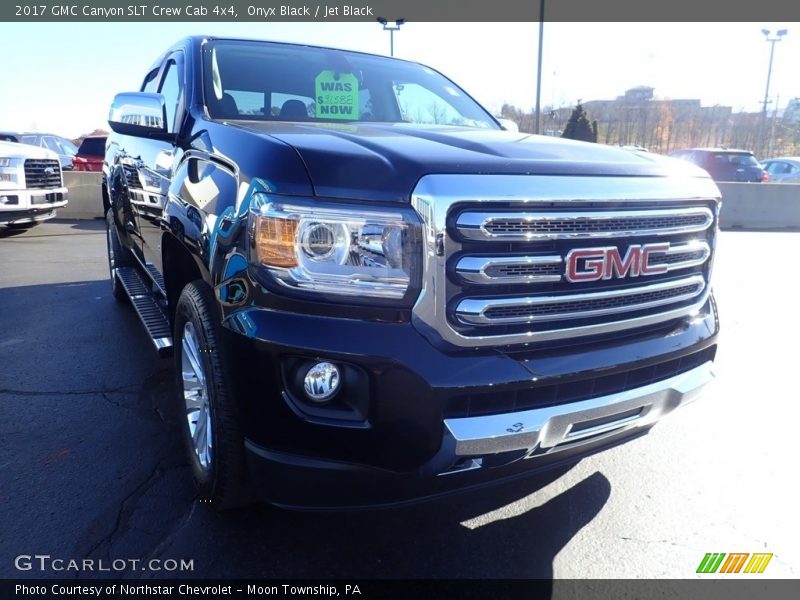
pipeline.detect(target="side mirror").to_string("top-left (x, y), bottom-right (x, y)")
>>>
top-left (496, 118), bottom-right (519, 133)
top-left (108, 92), bottom-right (171, 139)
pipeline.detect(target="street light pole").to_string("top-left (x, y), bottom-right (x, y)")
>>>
top-left (759, 28), bottom-right (788, 156)
top-left (377, 18), bottom-right (405, 57)
top-left (534, 0), bottom-right (545, 134)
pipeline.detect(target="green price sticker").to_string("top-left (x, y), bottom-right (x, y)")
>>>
top-left (315, 71), bottom-right (359, 120)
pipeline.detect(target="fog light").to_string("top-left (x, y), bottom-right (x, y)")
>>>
top-left (303, 362), bottom-right (341, 403)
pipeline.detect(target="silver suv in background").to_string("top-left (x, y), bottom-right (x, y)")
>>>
top-left (0, 131), bottom-right (78, 171)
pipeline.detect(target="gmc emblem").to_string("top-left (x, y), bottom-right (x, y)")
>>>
top-left (565, 243), bottom-right (670, 282)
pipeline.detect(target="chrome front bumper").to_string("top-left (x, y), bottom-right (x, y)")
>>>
top-left (443, 361), bottom-right (715, 460)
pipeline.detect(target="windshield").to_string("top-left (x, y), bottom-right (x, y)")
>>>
top-left (202, 39), bottom-right (498, 129)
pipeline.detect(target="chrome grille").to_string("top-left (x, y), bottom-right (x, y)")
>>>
top-left (122, 164), bottom-right (140, 187)
top-left (23, 159), bottom-right (61, 189)
top-left (411, 174), bottom-right (721, 348)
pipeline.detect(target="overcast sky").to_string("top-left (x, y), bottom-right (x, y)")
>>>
top-left (0, 21), bottom-right (797, 137)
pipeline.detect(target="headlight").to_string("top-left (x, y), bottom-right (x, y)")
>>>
top-left (251, 196), bottom-right (420, 301)
top-left (0, 158), bottom-right (18, 186)
top-left (139, 169), bottom-right (162, 191)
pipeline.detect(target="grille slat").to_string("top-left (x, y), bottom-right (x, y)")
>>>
top-left (455, 241), bottom-right (710, 285)
top-left (456, 276), bottom-right (705, 325)
top-left (23, 159), bottom-right (62, 189)
top-left (486, 263), bottom-right (561, 278)
top-left (456, 207), bottom-right (713, 241)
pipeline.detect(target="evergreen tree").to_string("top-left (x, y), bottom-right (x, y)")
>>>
top-left (561, 103), bottom-right (598, 142)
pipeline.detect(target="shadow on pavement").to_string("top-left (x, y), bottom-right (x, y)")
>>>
top-left (141, 466), bottom-right (611, 582)
top-left (0, 226), bottom-right (30, 238)
top-left (0, 219), bottom-right (104, 239)
top-left (0, 276), bottom-right (613, 584)
top-left (65, 218), bottom-right (105, 231)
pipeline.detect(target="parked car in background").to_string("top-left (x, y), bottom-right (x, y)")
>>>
top-left (760, 157), bottom-right (800, 183)
top-left (0, 131), bottom-right (78, 171)
top-left (73, 135), bottom-right (107, 172)
top-left (0, 140), bottom-right (68, 228)
top-left (669, 148), bottom-right (767, 183)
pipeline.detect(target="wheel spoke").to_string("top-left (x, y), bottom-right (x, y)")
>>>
top-left (193, 403), bottom-right (207, 447)
top-left (182, 321), bottom-right (213, 471)
top-left (206, 407), bottom-right (214, 454)
top-left (182, 371), bottom-right (203, 392)
top-left (185, 386), bottom-right (203, 410)
top-left (205, 409), bottom-right (213, 459)
top-left (181, 333), bottom-right (205, 387)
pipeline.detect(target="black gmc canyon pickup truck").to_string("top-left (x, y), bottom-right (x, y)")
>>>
top-left (104, 36), bottom-right (719, 510)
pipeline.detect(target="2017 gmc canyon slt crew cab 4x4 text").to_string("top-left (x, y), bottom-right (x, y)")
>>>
top-left (104, 36), bottom-right (719, 509)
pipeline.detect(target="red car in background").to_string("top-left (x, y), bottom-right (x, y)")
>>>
top-left (73, 136), bottom-right (107, 172)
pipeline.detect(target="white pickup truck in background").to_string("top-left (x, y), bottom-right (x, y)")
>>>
top-left (0, 140), bottom-right (68, 228)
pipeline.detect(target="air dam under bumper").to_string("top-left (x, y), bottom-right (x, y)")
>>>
top-left (0, 187), bottom-right (68, 225)
top-left (445, 360), bottom-right (714, 457)
top-left (245, 361), bottom-right (714, 510)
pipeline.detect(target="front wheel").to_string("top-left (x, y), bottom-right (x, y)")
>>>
top-left (174, 281), bottom-right (247, 509)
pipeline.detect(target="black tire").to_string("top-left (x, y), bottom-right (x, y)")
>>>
top-left (174, 281), bottom-right (247, 509)
top-left (105, 211), bottom-right (134, 303)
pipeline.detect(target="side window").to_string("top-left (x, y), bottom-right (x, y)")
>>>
top-left (141, 68), bottom-right (159, 93)
top-left (227, 90), bottom-right (265, 116)
top-left (57, 137), bottom-right (78, 156)
top-left (159, 59), bottom-right (183, 133)
top-left (20, 135), bottom-right (40, 146)
top-left (43, 136), bottom-right (62, 153)
top-left (698, 152), bottom-right (715, 168)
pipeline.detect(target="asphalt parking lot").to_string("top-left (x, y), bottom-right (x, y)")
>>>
top-left (1, 219), bottom-right (798, 580)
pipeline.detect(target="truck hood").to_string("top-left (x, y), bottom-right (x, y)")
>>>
top-left (0, 140), bottom-right (59, 161)
top-left (228, 121), bottom-right (708, 202)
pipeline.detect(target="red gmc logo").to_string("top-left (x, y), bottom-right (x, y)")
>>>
top-left (565, 243), bottom-right (670, 282)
